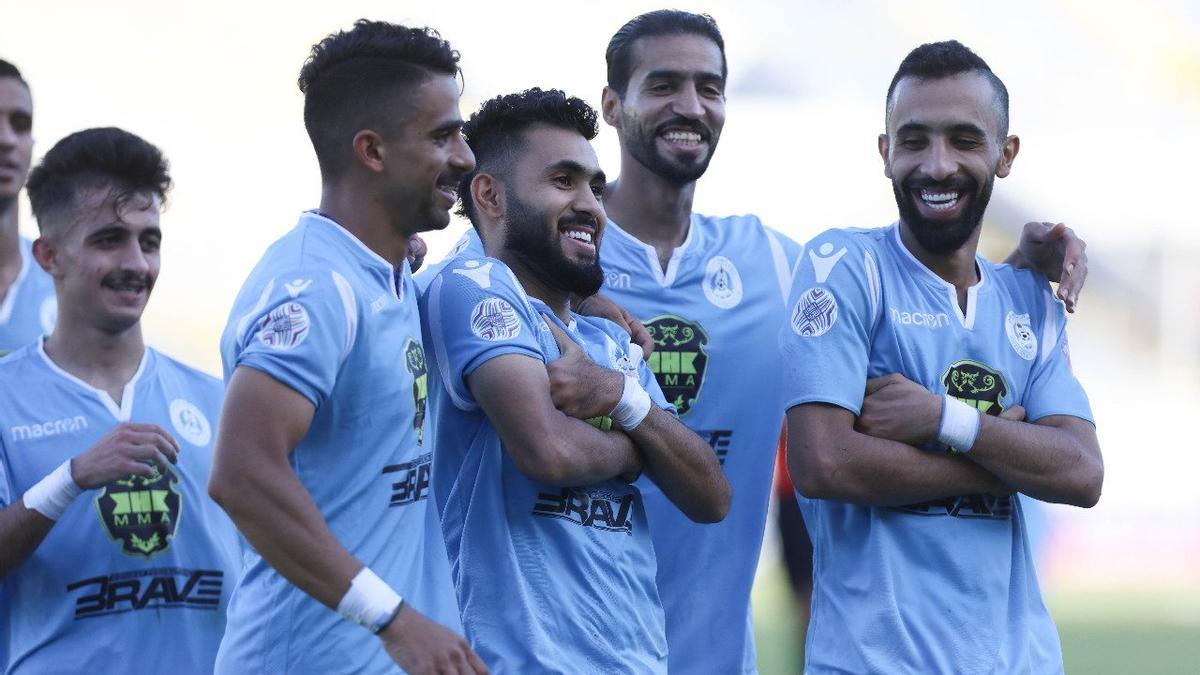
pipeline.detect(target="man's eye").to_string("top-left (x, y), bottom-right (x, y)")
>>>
top-left (899, 139), bottom-right (925, 150)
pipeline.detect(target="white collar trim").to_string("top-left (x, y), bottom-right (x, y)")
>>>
top-left (36, 337), bottom-right (150, 421)
top-left (890, 223), bottom-right (986, 330)
top-left (605, 216), bottom-right (696, 287)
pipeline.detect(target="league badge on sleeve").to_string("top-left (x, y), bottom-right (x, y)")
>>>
top-left (791, 287), bottom-right (839, 337)
top-left (257, 302), bottom-right (311, 350)
top-left (470, 297), bottom-right (522, 341)
top-left (1005, 311), bottom-right (1037, 361)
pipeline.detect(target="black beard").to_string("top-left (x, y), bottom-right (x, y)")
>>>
top-left (503, 189), bottom-right (604, 298)
top-left (893, 175), bottom-right (993, 255)
top-left (624, 115), bottom-right (717, 186)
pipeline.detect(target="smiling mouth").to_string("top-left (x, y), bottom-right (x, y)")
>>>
top-left (660, 130), bottom-right (704, 147)
top-left (916, 188), bottom-right (963, 212)
top-left (560, 226), bottom-right (596, 249)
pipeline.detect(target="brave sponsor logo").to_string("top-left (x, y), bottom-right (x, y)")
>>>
top-left (96, 468), bottom-right (182, 559)
top-left (67, 568), bottom-right (224, 619)
top-left (405, 338), bottom-right (428, 445)
top-left (384, 452), bottom-right (432, 507)
top-left (532, 486), bottom-right (636, 535)
top-left (644, 315), bottom-right (708, 416)
top-left (10, 415), bottom-right (88, 442)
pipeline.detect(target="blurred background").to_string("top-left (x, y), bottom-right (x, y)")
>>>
top-left (4, 1), bottom-right (1198, 672)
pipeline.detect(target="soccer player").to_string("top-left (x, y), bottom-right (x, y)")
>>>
top-left (781, 41), bottom-right (1103, 673)
top-left (0, 127), bottom-right (241, 673)
top-left (420, 88), bottom-right (730, 673)
top-left (0, 59), bottom-right (55, 353)
top-left (208, 21), bottom-right (484, 675)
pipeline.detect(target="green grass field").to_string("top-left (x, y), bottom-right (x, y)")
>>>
top-left (751, 562), bottom-right (1200, 674)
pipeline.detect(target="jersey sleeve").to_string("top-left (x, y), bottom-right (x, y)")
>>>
top-left (779, 229), bottom-right (879, 414)
top-left (1022, 289), bottom-right (1094, 424)
top-left (424, 259), bottom-right (545, 411)
top-left (224, 268), bottom-right (355, 409)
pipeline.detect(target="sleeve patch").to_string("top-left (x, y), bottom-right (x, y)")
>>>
top-left (470, 298), bottom-right (522, 341)
top-left (790, 287), bottom-right (839, 337)
top-left (256, 302), bottom-right (312, 350)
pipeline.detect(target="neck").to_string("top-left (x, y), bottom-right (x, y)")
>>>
top-left (499, 251), bottom-right (572, 323)
top-left (898, 220), bottom-right (981, 309)
top-left (43, 317), bottom-right (146, 401)
top-left (318, 183), bottom-right (409, 268)
top-left (603, 152), bottom-right (695, 266)
top-left (0, 200), bottom-right (22, 291)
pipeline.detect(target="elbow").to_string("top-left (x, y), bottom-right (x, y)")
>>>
top-left (1073, 462), bottom-right (1104, 509)
top-left (788, 441), bottom-right (840, 501)
top-left (688, 480), bottom-right (732, 524)
top-left (207, 460), bottom-right (251, 519)
top-left (511, 438), bottom-right (576, 486)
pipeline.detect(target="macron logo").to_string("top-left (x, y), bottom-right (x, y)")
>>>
top-left (11, 415), bottom-right (89, 442)
top-left (890, 307), bottom-right (950, 329)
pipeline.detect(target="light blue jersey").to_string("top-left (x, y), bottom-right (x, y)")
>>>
top-left (421, 256), bottom-right (671, 674)
top-left (0, 238), bottom-right (56, 354)
top-left (780, 223), bottom-right (1093, 674)
top-left (601, 215), bottom-right (800, 674)
top-left (0, 340), bottom-right (240, 675)
top-left (216, 212), bottom-right (460, 674)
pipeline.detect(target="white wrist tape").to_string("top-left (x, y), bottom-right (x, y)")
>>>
top-left (610, 374), bottom-right (652, 431)
top-left (937, 395), bottom-right (981, 453)
top-left (337, 567), bottom-right (404, 634)
top-left (22, 460), bottom-right (83, 521)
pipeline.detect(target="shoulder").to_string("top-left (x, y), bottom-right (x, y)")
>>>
top-left (0, 344), bottom-right (38, 381)
top-left (151, 350), bottom-right (223, 391)
top-left (425, 256), bottom-right (528, 304)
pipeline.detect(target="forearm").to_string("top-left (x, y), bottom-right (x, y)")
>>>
top-left (527, 413), bottom-right (643, 486)
top-left (968, 415), bottom-right (1103, 506)
top-left (209, 454), bottom-right (360, 609)
top-left (0, 501), bottom-right (55, 578)
top-left (628, 407), bottom-right (730, 522)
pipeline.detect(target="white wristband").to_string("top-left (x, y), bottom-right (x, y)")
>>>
top-left (610, 374), bottom-right (652, 431)
top-left (22, 460), bottom-right (83, 521)
top-left (337, 567), bottom-right (404, 634)
top-left (937, 395), bottom-right (981, 453)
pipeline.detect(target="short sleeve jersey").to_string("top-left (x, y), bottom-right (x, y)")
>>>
top-left (0, 341), bottom-right (241, 675)
top-left (421, 256), bottom-right (670, 674)
top-left (779, 223), bottom-right (1093, 674)
top-left (215, 212), bottom-right (459, 674)
top-left (600, 215), bottom-right (802, 675)
top-left (0, 238), bottom-right (57, 354)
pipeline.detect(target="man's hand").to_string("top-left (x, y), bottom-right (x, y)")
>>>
top-left (1013, 222), bottom-right (1087, 313)
top-left (856, 374), bottom-right (941, 446)
top-left (71, 423), bottom-right (180, 489)
top-left (407, 235), bottom-right (428, 273)
top-left (543, 318), bottom-right (624, 420)
top-left (572, 293), bottom-right (654, 360)
top-left (380, 605), bottom-right (488, 675)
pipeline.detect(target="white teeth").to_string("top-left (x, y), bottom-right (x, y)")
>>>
top-left (663, 131), bottom-right (702, 144)
top-left (563, 230), bottom-right (593, 244)
top-left (919, 189), bottom-right (960, 210)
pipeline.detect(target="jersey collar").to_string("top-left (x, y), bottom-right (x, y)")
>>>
top-left (887, 222), bottom-right (988, 330)
top-left (36, 336), bottom-right (151, 421)
top-left (604, 215), bottom-right (700, 288)
top-left (302, 211), bottom-right (410, 300)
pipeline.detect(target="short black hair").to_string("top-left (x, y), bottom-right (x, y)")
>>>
top-left (606, 10), bottom-right (727, 98)
top-left (26, 127), bottom-right (171, 237)
top-left (457, 88), bottom-right (598, 224)
top-left (0, 58), bottom-right (28, 89)
top-left (886, 40), bottom-right (1010, 138)
top-left (298, 19), bottom-right (460, 178)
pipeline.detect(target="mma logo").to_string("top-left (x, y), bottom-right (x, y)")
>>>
top-left (405, 338), bottom-right (428, 445)
top-left (95, 467), bottom-right (182, 559)
top-left (644, 315), bottom-right (709, 416)
top-left (942, 360), bottom-right (1009, 418)
top-left (532, 486), bottom-right (636, 534)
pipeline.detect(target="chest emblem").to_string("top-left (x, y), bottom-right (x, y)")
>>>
top-left (96, 467), bottom-right (182, 559)
top-left (644, 315), bottom-right (709, 416)
top-left (703, 256), bottom-right (743, 309)
top-left (169, 399), bottom-right (212, 447)
top-left (404, 338), bottom-right (428, 445)
top-left (942, 360), bottom-right (1009, 417)
top-left (1005, 311), bottom-right (1037, 361)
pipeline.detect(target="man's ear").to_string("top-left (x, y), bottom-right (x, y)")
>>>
top-left (352, 129), bottom-right (387, 173)
top-left (601, 86), bottom-right (622, 129)
top-left (471, 173), bottom-right (505, 221)
top-left (995, 135), bottom-right (1020, 178)
top-left (878, 134), bottom-right (892, 179)
top-left (32, 236), bottom-right (61, 277)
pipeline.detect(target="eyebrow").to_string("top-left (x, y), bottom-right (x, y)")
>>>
top-left (546, 159), bottom-right (606, 185)
top-left (895, 122), bottom-right (988, 137)
top-left (644, 68), bottom-right (724, 83)
top-left (86, 223), bottom-right (162, 239)
top-left (431, 119), bottom-right (464, 135)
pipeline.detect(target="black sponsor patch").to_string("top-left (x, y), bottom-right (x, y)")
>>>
top-left (644, 315), bottom-right (709, 416)
top-left (405, 338), bottom-right (428, 445)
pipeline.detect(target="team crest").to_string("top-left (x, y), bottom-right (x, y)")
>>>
top-left (404, 338), bottom-right (428, 445)
top-left (257, 302), bottom-right (310, 350)
top-left (702, 256), bottom-right (743, 309)
top-left (942, 360), bottom-right (1009, 418)
top-left (791, 287), bottom-right (838, 337)
top-left (169, 399), bottom-right (212, 447)
top-left (95, 467), bottom-right (182, 559)
top-left (1005, 311), bottom-right (1037, 361)
top-left (470, 297), bottom-right (521, 341)
top-left (644, 315), bottom-right (709, 416)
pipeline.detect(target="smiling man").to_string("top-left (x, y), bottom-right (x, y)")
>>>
top-left (420, 88), bottom-right (729, 673)
top-left (0, 59), bottom-right (55, 353)
top-left (209, 20), bottom-right (483, 675)
top-left (781, 41), bottom-right (1103, 674)
top-left (0, 127), bottom-right (241, 674)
